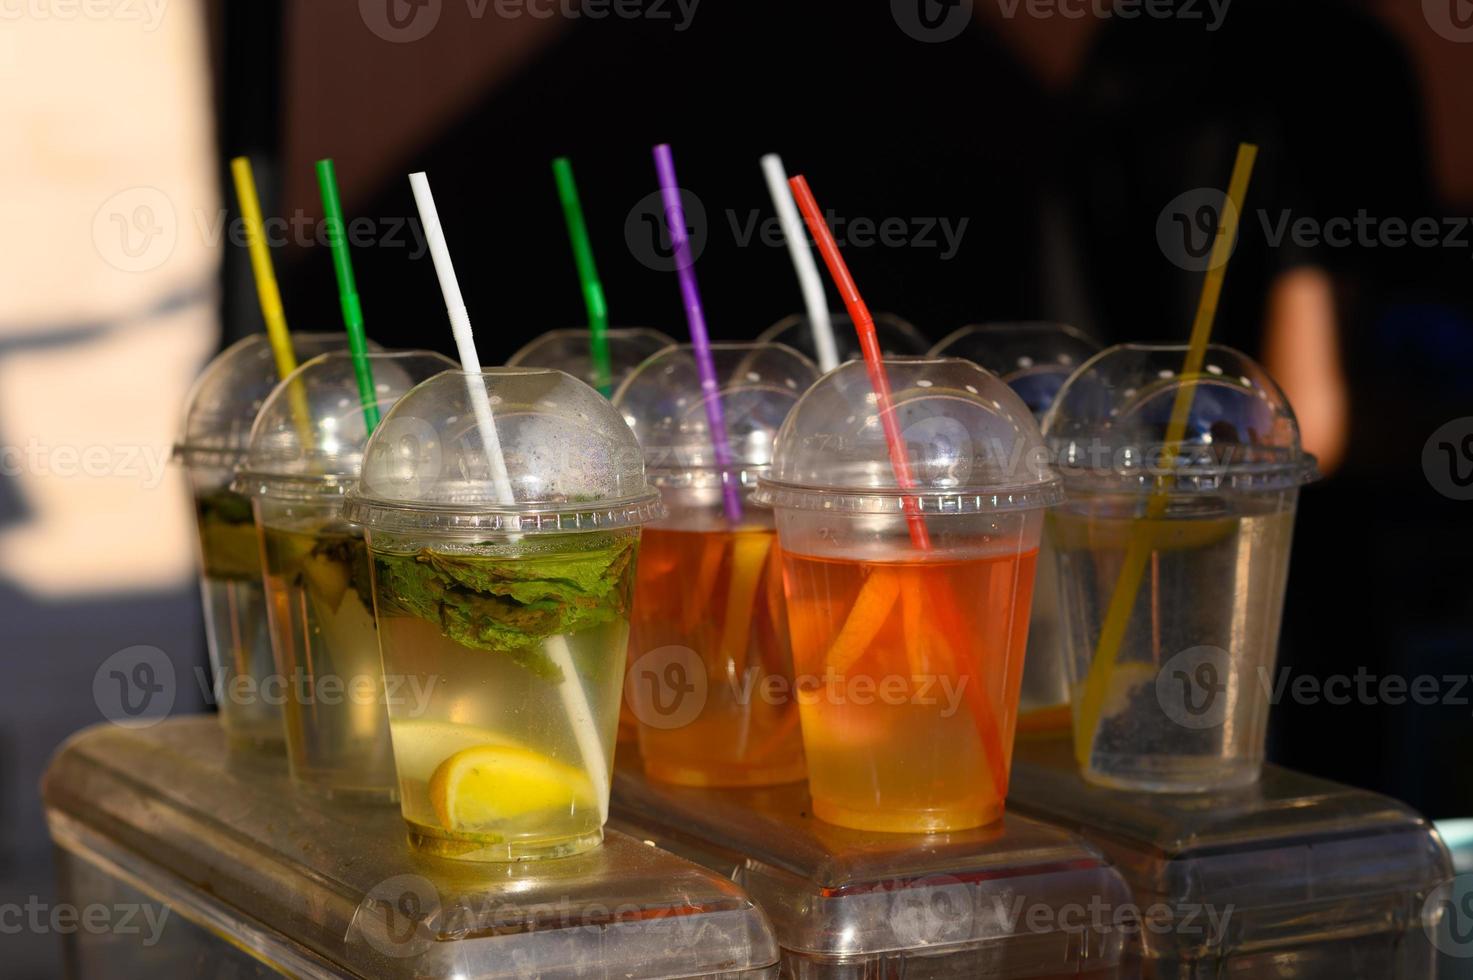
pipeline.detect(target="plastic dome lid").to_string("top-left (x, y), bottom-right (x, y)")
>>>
top-left (752, 357), bottom-right (1061, 514)
top-left (233, 350), bottom-right (458, 499)
top-left (175, 333), bottom-right (381, 468)
top-left (613, 343), bottom-right (820, 488)
top-left (1041, 343), bottom-right (1318, 494)
top-left (343, 368), bottom-right (663, 534)
top-left (505, 328), bottom-right (677, 393)
top-left (758, 312), bottom-right (929, 365)
top-left (930, 322), bottom-right (1101, 419)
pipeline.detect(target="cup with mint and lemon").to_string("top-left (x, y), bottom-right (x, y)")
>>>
top-left (344, 367), bottom-right (662, 861)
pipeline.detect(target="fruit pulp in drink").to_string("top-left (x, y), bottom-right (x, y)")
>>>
top-left (782, 548), bottom-right (1037, 833)
top-left (629, 525), bottom-right (805, 787)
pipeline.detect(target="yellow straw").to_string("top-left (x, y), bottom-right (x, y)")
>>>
top-left (230, 157), bottom-right (298, 382)
top-left (1072, 143), bottom-right (1258, 764)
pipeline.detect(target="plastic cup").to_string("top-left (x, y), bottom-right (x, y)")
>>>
top-left (343, 368), bottom-right (662, 860)
top-left (1042, 344), bottom-right (1317, 792)
top-left (614, 343), bottom-right (820, 787)
top-left (930, 323), bottom-right (1102, 731)
top-left (233, 350), bottom-right (455, 801)
top-left (506, 328), bottom-right (676, 395)
top-left (510, 325), bottom-right (679, 744)
top-left (758, 311), bottom-right (929, 366)
top-left (753, 358), bottom-right (1061, 833)
top-left (175, 333), bottom-right (375, 749)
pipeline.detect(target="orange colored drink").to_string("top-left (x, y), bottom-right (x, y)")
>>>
top-left (783, 548), bottom-right (1037, 833)
top-left (628, 525), bottom-right (806, 787)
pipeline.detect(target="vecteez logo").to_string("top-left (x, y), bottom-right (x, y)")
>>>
top-left (1423, 417), bottom-right (1473, 501)
top-left (92, 187), bottom-right (178, 274)
top-left (360, 0), bottom-right (442, 43)
top-left (1156, 187), bottom-right (1238, 272)
top-left (1425, 878), bottom-right (1473, 958)
top-left (624, 188), bottom-right (707, 273)
top-left (891, 0), bottom-right (975, 42)
top-left (93, 646), bottom-right (176, 728)
top-left (351, 874), bottom-right (441, 958)
top-left (1156, 646), bottom-right (1233, 729)
top-left (626, 645), bottom-right (707, 729)
top-left (1423, 0), bottom-right (1473, 43)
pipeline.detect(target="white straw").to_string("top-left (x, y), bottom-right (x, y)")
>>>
top-left (408, 172), bottom-right (516, 504)
top-left (407, 170), bottom-right (610, 822)
top-left (761, 153), bottom-right (839, 373)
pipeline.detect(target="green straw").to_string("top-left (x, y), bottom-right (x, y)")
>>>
top-left (551, 157), bottom-right (613, 396)
top-left (315, 158), bottom-right (381, 431)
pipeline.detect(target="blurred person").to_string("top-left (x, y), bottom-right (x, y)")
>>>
top-left (0, 1), bottom-right (218, 972)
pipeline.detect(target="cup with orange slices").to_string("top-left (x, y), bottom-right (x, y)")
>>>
top-left (753, 358), bottom-right (1061, 833)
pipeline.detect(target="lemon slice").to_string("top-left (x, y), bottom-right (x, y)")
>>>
top-left (429, 744), bottom-right (594, 834)
top-left (390, 719), bottom-right (523, 785)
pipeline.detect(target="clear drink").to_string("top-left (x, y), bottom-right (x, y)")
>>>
top-left (370, 530), bottom-right (637, 861)
top-left (1053, 497), bottom-right (1296, 790)
top-left (194, 488), bottom-right (282, 748)
top-left (630, 525), bottom-right (805, 787)
top-left (259, 518), bottom-right (395, 801)
top-left (1042, 343), bottom-right (1315, 792)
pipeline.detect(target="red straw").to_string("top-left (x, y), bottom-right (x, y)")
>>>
top-left (789, 174), bottom-right (1011, 796)
top-left (788, 175), bottom-right (931, 550)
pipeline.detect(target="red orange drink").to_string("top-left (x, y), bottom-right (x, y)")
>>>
top-left (629, 525), bottom-right (804, 786)
top-left (784, 548), bottom-right (1037, 832)
top-left (615, 343), bottom-right (820, 787)
top-left (754, 357), bottom-right (1061, 833)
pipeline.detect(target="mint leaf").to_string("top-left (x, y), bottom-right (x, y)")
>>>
top-left (195, 489), bottom-right (261, 581)
top-left (373, 537), bottom-right (635, 682)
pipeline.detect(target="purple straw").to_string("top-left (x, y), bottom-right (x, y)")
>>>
top-left (652, 143), bottom-right (743, 523)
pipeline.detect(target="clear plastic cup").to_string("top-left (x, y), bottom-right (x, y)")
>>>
top-left (233, 350), bottom-right (456, 801)
top-left (505, 328), bottom-right (676, 395)
top-left (753, 358), bottom-right (1061, 833)
top-left (1042, 344), bottom-right (1317, 792)
top-left (343, 368), bottom-right (663, 860)
top-left (757, 311), bottom-right (929, 365)
top-left (930, 323), bottom-right (1102, 733)
top-left (175, 333), bottom-right (375, 749)
top-left (614, 343), bottom-right (819, 787)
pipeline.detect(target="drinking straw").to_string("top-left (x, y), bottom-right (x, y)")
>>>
top-left (408, 170), bottom-right (609, 820)
top-left (789, 174), bottom-right (1008, 799)
top-left (787, 175), bottom-right (931, 549)
top-left (1071, 143), bottom-right (1259, 764)
top-left (551, 157), bottom-right (613, 397)
top-left (229, 157), bottom-right (297, 382)
top-left (651, 144), bottom-right (743, 524)
top-left (760, 154), bottom-right (839, 373)
top-left (315, 159), bottom-right (381, 432)
top-left (230, 156), bottom-right (312, 446)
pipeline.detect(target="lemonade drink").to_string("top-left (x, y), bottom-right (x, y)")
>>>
top-left (236, 349), bottom-right (454, 789)
top-left (193, 486), bottom-right (281, 747)
top-left (344, 366), bottom-right (663, 861)
top-left (177, 333), bottom-right (364, 748)
top-left (369, 530), bottom-right (637, 859)
top-left (258, 516), bottom-right (394, 800)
